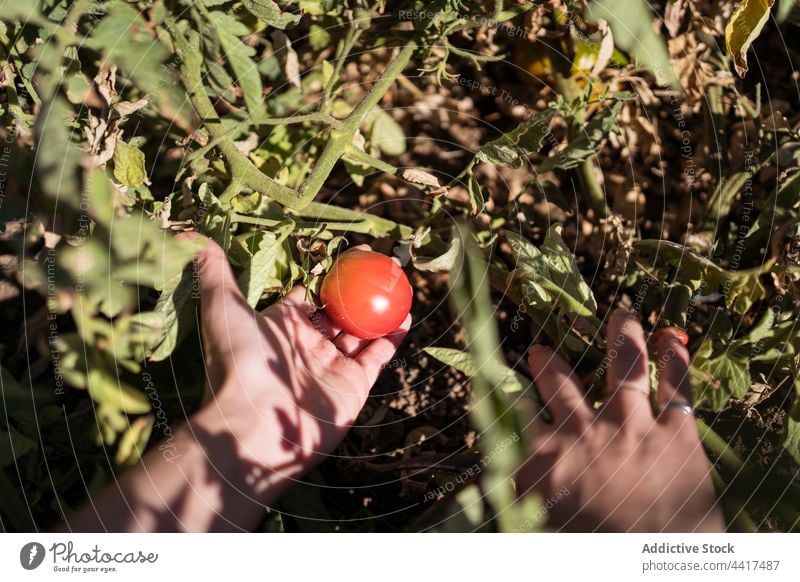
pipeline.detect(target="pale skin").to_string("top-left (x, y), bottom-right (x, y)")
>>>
top-left (519, 310), bottom-right (724, 532)
top-left (61, 239), bottom-right (724, 532)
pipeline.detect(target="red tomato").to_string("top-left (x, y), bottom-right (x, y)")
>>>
top-left (656, 327), bottom-right (689, 346)
top-left (320, 249), bottom-right (412, 340)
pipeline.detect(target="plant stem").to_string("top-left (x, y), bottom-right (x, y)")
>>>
top-left (168, 18), bottom-right (418, 211)
top-left (342, 144), bottom-right (399, 175)
top-left (709, 466), bottom-right (758, 532)
top-left (549, 43), bottom-right (610, 220)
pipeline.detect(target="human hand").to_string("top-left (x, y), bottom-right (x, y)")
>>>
top-left (188, 237), bottom-right (410, 507)
top-left (518, 308), bottom-right (724, 532)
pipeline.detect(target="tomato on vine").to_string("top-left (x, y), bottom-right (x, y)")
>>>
top-left (320, 249), bottom-right (412, 340)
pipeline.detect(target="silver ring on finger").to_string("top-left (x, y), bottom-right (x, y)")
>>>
top-left (661, 401), bottom-right (694, 416)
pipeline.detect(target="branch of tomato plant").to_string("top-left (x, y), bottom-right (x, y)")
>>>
top-left (709, 465), bottom-right (759, 532)
top-left (166, 18), bottom-right (419, 211)
top-left (322, 15), bottom-right (367, 104)
top-left (183, 111), bottom-right (339, 168)
top-left (698, 418), bottom-right (800, 529)
top-left (547, 45), bottom-right (610, 220)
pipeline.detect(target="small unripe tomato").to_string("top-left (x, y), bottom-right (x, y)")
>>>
top-left (320, 249), bottom-right (412, 340)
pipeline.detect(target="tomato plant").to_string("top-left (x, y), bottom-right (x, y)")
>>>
top-left (0, 0), bottom-right (799, 534)
top-left (320, 249), bottom-right (412, 340)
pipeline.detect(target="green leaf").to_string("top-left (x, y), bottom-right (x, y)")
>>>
top-left (589, 0), bottom-right (679, 90)
top-left (725, 272), bottom-right (766, 315)
top-left (540, 225), bottom-right (597, 314)
top-left (783, 379), bottom-right (800, 465)
top-left (86, 169), bottom-right (115, 226)
top-left (207, 10), bottom-right (251, 36)
top-left (309, 23), bottom-right (332, 51)
top-left (236, 224), bottom-right (294, 307)
top-left (691, 341), bottom-right (751, 411)
top-left (425, 347), bottom-right (530, 394)
top-left (90, 2), bottom-right (171, 98)
top-left (0, 427), bottom-right (36, 467)
top-left (148, 263), bottom-right (199, 362)
top-left (447, 225), bottom-right (536, 531)
top-left (34, 97), bottom-right (82, 208)
top-left (538, 101), bottom-right (622, 172)
top-left (725, 0), bottom-right (775, 77)
top-left (475, 108), bottom-right (555, 167)
top-left (115, 416), bottom-right (154, 466)
top-left (507, 228), bottom-right (597, 317)
top-left (242, 0), bottom-right (302, 29)
top-left (113, 141), bottom-right (147, 187)
top-left (216, 28), bottom-right (267, 119)
top-left (86, 368), bottom-right (151, 415)
top-left (778, 0), bottom-right (797, 22)
top-left (505, 231), bottom-right (551, 308)
top-left (368, 108), bottom-right (406, 157)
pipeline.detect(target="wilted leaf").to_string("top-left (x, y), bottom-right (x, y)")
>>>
top-left (725, 0), bottom-right (774, 77)
top-left (403, 168), bottom-right (440, 188)
top-left (467, 175), bottom-right (487, 215)
top-left (413, 237), bottom-right (460, 272)
top-left (90, 2), bottom-right (172, 98)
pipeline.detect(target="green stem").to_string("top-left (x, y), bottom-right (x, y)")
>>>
top-left (709, 466), bottom-right (758, 532)
top-left (697, 419), bottom-right (743, 472)
top-left (166, 21), bottom-right (300, 208)
top-left (342, 144), bottom-right (399, 175)
top-left (323, 22), bottom-right (364, 103)
top-left (297, 41), bottom-right (418, 204)
top-left (168, 18), bottom-right (418, 211)
top-left (185, 111), bottom-right (338, 165)
top-left (549, 44), bottom-right (610, 220)
top-left (698, 418), bottom-right (800, 530)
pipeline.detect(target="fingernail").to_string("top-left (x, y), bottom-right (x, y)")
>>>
top-left (176, 231), bottom-right (200, 240)
top-left (529, 344), bottom-right (550, 357)
top-left (611, 306), bottom-right (632, 320)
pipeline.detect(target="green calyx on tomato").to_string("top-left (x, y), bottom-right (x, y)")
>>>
top-left (320, 249), bottom-right (412, 340)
